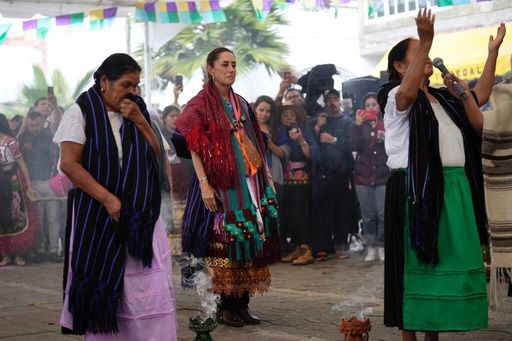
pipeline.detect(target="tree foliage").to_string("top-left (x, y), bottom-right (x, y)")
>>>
top-left (153, 0), bottom-right (289, 87)
top-left (19, 65), bottom-right (93, 109)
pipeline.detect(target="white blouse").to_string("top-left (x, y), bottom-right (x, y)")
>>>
top-left (53, 103), bottom-right (123, 162)
top-left (384, 85), bottom-right (465, 169)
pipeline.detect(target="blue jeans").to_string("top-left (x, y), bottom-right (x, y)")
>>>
top-left (355, 184), bottom-right (385, 247)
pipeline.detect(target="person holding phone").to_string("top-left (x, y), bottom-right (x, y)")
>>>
top-left (54, 53), bottom-right (177, 339)
top-left (276, 105), bottom-right (320, 266)
top-left (350, 92), bottom-right (390, 262)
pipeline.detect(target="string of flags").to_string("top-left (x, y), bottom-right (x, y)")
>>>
top-left (0, 0), bottom-right (494, 44)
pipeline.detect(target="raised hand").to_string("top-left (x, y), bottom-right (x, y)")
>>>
top-left (489, 23), bottom-right (506, 53)
top-left (415, 8), bottom-right (435, 44)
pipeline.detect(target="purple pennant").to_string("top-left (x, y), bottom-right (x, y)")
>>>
top-left (166, 2), bottom-right (178, 12)
top-left (263, 0), bottom-right (273, 10)
top-left (210, 0), bottom-right (221, 10)
top-left (103, 7), bottom-right (117, 19)
top-left (316, 0), bottom-right (327, 8)
top-left (188, 1), bottom-right (198, 11)
top-left (56, 14), bottom-right (70, 26)
top-left (144, 2), bottom-right (156, 12)
top-left (23, 19), bottom-right (37, 31)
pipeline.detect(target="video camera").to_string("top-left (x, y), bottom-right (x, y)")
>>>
top-left (297, 64), bottom-right (337, 115)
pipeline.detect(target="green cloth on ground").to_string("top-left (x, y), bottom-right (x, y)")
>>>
top-left (403, 167), bottom-right (488, 331)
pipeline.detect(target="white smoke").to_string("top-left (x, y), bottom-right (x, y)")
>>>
top-left (180, 254), bottom-right (220, 321)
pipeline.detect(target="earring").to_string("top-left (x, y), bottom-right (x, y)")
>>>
top-left (211, 75), bottom-right (215, 82)
top-left (101, 87), bottom-right (105, 92)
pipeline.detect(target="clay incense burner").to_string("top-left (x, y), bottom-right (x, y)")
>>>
top-left (340, 317), bottom-right (371, 341)
top-left (189, 316), bottom-right (217, 341)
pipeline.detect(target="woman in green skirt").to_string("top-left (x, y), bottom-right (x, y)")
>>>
top-left (378, 9), bottom-right (506, 341)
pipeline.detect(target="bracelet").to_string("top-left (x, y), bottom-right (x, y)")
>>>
top-left (198, 176), bottom-right (208, 184)
top-left (300, 141), bottom-right (308, 147)
top-left (333, 137), bottom-right (338, 143)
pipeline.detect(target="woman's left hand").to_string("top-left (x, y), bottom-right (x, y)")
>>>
top-left (120, 98), bottom-right (144, 123)
top-left (443, 73), bottom-right (470, 99)
top-left (489, 23), bottom-right (506, 53)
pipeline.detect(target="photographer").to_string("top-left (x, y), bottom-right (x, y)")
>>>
top-left (350, 92), bottom-right (390, 262)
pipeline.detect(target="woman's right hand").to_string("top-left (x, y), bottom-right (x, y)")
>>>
top-left (102, 193), bottom-right (121, 222)
top-left (200, 181), bottom-right (220, 212)
top-left (415, 8), bottom-right (435, 44)
top-left (355, 110), bottom-right (367, 126)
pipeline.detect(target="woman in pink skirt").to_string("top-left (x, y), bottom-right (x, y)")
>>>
top-left (54, 53), bottom-right (177, 340)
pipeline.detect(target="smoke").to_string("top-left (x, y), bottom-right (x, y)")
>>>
top-left (330, 285), bottom-right (376, 319)
top-left (179, 253), bottom-right (220, 321)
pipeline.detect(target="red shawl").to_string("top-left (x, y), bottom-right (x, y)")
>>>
top-left (176, 81), bottom-right (265, 191)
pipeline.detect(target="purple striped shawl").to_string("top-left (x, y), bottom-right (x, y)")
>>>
top-left (65, 86), bottom-right (160, 334)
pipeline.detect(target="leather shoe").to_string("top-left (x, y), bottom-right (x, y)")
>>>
top-left (237, 308), bottom-right (261, 325)
top-left (217, 309), bottom-right (244, 327)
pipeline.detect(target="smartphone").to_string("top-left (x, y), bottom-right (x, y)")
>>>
top-left (175, 75), bottom-right (183, 87)
top-left (365, 110), bottom-right (377, 122)
top-left (47, 86), bottom-right (54, 96)
top-left (283, 71), bottom-right (292, 82)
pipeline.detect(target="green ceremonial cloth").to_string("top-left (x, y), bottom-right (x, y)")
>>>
top-left (403, 167), bottom-right (488, 331)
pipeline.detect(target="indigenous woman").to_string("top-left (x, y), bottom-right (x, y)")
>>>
top-left (0, 113), bottom-right (37, 266)
top-left (55, 53), bottom-right (177, 340)
top-left (380, 10), bottom-right (505, 341)
top-left (176, 47), bottom-right (280, 327)
top-left (350, 93), bottom-right (390, 262)
top-left (277, 105), bottom-right (320, 265)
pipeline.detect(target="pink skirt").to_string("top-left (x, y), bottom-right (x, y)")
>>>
top-left (60, 216), bottom-right (177, 341)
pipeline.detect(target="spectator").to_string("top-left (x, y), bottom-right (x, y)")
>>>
top-left (254, 96), bottom-right (287, 191)
top-left (9, 115), bottom-right (23, 136)
top-left (0, 113), bottom-right (37, 266)
top-left (18, 111), bottom-right (62, 262)
top-left (277, 105), bottom-right (320, 265)
top-left (311, 89), bottom-right (359, 260)
top-left (350, 93), bottom-right (390, 262)
top-left (342, 92), bottom-right (355, 119)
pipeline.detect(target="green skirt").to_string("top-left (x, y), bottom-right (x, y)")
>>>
top-left (403, 167), bottom-right (488, 331)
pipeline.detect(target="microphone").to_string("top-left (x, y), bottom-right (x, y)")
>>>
top-left (432, 57), bottom-right (467, 99)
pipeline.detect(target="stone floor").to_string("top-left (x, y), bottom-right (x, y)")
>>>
top-left (0, 251), bottom-right (511, 340)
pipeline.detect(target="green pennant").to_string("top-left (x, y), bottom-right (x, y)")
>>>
top-left (0, 23), bottom-right (11, 45)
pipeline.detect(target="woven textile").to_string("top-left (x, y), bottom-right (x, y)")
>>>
top-left (482, 80), bottom-right (512, 306)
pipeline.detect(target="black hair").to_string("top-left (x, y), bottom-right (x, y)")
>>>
top-left (325, 89), bottom-right (340, 98)
top-left (27, 111), bottom-right (43, 120)
top-left (206, 47), bottom-right (235, 80)
top-left (93, 53), bottom-right (141, 86)
top-left (162, 104), bottom-right (181, 121)
top-left (9, 114), bottom-right (23, 123)
top-left (283, 88), bottom-right (301, 100)
top-left (254, 95), bottom-right (275, 120)
top-left (0, 113), bottom-right (12, 136)
top-left (34, 97), bottom-right (48, 106)
top-left (363, 92), bottom-right (378, 106)
top-left (387, 38), bottom-right (413, 82)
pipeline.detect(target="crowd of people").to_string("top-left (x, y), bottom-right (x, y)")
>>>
top-left (0, 9), bottom-right (508, 341)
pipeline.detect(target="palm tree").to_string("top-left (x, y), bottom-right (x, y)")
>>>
top-left (20, 64), bottom-right (94, 109)
top-left (152, 0), bottom-right (290, 86)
